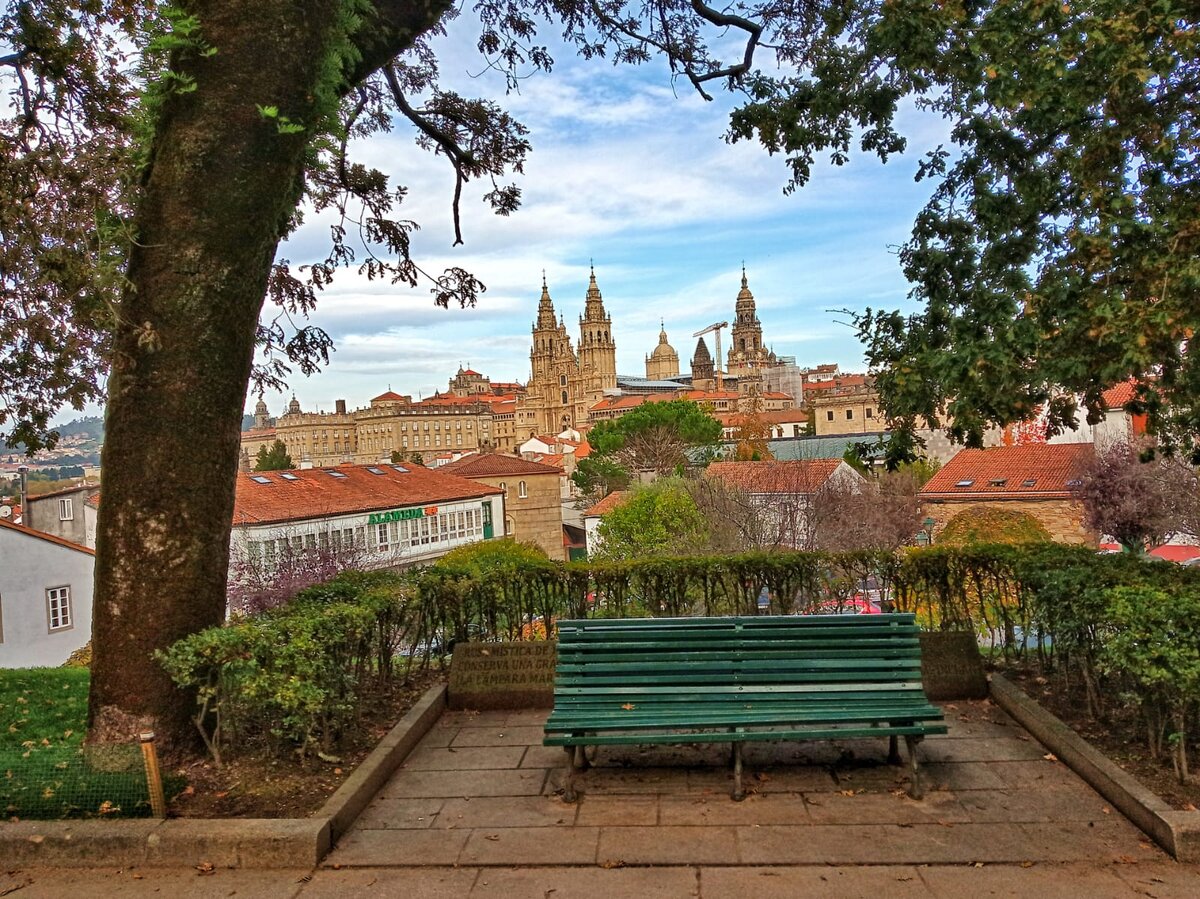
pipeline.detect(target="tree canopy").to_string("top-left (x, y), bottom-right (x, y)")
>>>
top-left (253, 439), bottom-right (293, 472)
top-left (586, 399), bottom-right (723, 475)
top-left (593, 479), bottom-right (709, 561)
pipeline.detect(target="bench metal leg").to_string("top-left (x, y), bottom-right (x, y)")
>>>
top-left (562, 744), bottom-right (586, 803)
top-left (888, 734), bottom-right (901, 766)
top-left (905, 735), bottom-right (925, 800)
top-left (732, 742), bottom-right (745, 802)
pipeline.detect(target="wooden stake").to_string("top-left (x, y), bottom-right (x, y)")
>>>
top-left (139, 731), bottom-right (167, 818)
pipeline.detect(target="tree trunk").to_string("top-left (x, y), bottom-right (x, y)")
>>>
top-left (88, 0), bottom-right (448, 755)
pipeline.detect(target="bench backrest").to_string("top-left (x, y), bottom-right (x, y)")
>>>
top-left (554, 614), bottom-right (929, 706)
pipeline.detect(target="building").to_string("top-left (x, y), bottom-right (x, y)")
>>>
top-left (0, 519), bottom-right (95, 667)
top-left (717, 408), bottom-right (812, 442)
top-left (1003, 381), bottom-right (1149, 450)
top-left (645, 323), bottom-right (681, 380)
top-left (582, 490), bottom-right (629, 559)
top-left (918, 444), bottom-right (1095, 544)
top-left (705, 460), bottom-right (866, 549)
top-left (587, 388), bottom-right (794, 427)
top-left (809, 384), bottom-right (881, 436)
top-left (240, 398), bottom-right (279, 462)
top-left (690, 338), bottom-right (716, 391)
top-left (725, 268), bottom-right (778, 378)
top-left (230, 462), bottom-right (506, 574)
top-left (522, 269), bottom-right (618, 434)
top-left (22, 483), bottom-right (100, 547)
top-left (439, 453), bottom-right (566, 559)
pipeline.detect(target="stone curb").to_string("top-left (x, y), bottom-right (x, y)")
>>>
top-left (990, 672), bottom-right (1199, 862)
top-left (0, 681), bottom-right (448, 868)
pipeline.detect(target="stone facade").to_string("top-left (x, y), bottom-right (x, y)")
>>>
top-left (645, 324), bottom-right (680, 380)
top-left (439, 454), bottom-right (566, 560)
top-left (922, 497), bottom-right (1093, 545)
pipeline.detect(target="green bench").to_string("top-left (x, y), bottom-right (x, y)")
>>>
top-left (543, 614), bottom-right (947, 802)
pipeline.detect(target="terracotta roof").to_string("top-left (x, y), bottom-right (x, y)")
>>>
top-left (574, 440), bottom-right (592, 460)
top-left (461, 368), bottom-right (481, 376)
top-left (1101, 380), bottom-right (1138, 409)
top-left (584, 491), bottom-right (629, 518)
top-left (679, 390), bottom-right (740, 402)
top-left (0, 518), bottom-right (95, 556)
top-left (920, 444), bottom-right (1093, 500)
top-left (803, 376), bottom-right (869, 393)
top-left (528, 452), bottom-right (565, 469)
top-left (242, 426), bottom-right (276, 437)
top-left (439, 452), bottom-right (563, 478)
top-left (706, 460), bottom-right (844, 494)
top-left (717, 409), bottom-right (810, 427)
top-left (371, 390), bottom-right (408, 403)
top-left (23, 483), bottom-right (96, 502)
top-left (233, 463), bottom-right (501, 527)
top-left (590, 395), bottom-right (650, 412)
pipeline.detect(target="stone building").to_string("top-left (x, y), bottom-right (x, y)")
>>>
top-left (690, 338), bottom-right (715, 391)
top-left (726, 268), bottom-right (778, 378)
top-left (645, 322), bottom-right (680, 380)
top-left (439, 453), bottom-right (566, 560)
top-left (810, 384), bottom-right (881, 436)
top-left (522, 269), bottom-right (618, 435)
top-left (22, 483), bottom-right (100, 548)
top-left (918, 444), bottom-right (1095, 544)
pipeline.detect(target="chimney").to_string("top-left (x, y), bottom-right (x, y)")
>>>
top-left (335, 399), bottom-right (347, 415)
top-left (300, 454), bottom-right (314, 470)
top-left (18, 464), bottom-right (28, 524)
top-left (239, 448), bottom-right (251, 473)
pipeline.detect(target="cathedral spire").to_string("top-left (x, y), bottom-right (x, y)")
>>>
top-left (583, 263), bottom-right (606, 321)
top-left (536, 272), bottom-right (557, 329)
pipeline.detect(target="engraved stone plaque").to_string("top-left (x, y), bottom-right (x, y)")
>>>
top-left (919, 631), bottom-right (988, 701)
top-left (448, 641), bottom-right (557, 710)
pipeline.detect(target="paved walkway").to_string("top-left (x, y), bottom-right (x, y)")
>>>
top-left (2, 700), bottom-right (1197, 896)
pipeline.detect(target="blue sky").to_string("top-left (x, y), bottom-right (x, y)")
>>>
top-left (249, 16), bottom-right (949, 417)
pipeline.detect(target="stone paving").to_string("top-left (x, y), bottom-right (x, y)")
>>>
top-left (2, 699), bottom-right (1197, 897)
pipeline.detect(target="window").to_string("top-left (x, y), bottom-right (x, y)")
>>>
top-left (865, 408), bottom-right (873, 419)
top-left (376, 522), bottom-right (390, 553)
top-left (499, 482), bottom-right (507, 495)
top-left (46, 586), bottom-right (72, 631)
top-left (59, 498), bottom-right (74, 521)
top-left (826, 410), bottom-right (834, 421)
top-left (846, 409), bottom-right (854, 420)
top-left (561, 390), bottom-right (569, 405)
top-left (518, 481), bottom-right (528, 498)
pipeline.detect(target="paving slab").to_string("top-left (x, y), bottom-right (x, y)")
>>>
top-left (299, 867), bottom-right (479, 898)
top-left (0, 867), bottom-right (307, 898)
top-left (801, 789), bottom-right (970, 825)
top-left (459, 825), bottom-right (599, 865)
top-left (439, 710), bottom-right (507, 728)
top-left (519, 743), bottom-right (566, 767)
top-left (1019, 820), bottom-right (1163, 863)
top-left (383, 767), bottom-right (548, 798)
top-left (918, 861), bottom-right (1140, 898)
top-left (701, 864), bottom-right (931, 898)
top-left (403, 744), bottom-right (527, 770)
top-left (659, 792), bottom-right (812, 826)
top-left (1110, 861), bottom-right (1200, 898)
top-left (986, 759), bottom-right (1083, 789)
top-left (957, 786), bottom-right (1115, 823)
top-left (451, 725), bottom-right (544, 747)
top-left (597, 825), bottom-right (738, 865)
top-left (323, 828), bottom-right (468, 867)
top-left (921, 737), bottom-right (1048, 763)
top-left (434, 795), bottom-right (576, 829)
top-left (735, 822), bottom-right (1042, 865)
top-left (352, 797), bottom-right (445, 829)
top-left (573, 794), bottom-right (660, 826)
top-left (469, 865), bottom-right (699, 898)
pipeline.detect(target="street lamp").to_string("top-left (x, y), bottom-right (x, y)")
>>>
top-left (915, 517), bottom-right (936, 546)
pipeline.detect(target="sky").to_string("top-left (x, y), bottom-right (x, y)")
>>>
top-left (239, 16), bottom-right (949, 418)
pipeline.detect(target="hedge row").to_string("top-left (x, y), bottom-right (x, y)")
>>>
top-left (161, 544), bottom-right (1200, 772)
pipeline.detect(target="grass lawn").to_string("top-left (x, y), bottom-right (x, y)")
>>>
top-left (1, 667), bottom-right (162, 819)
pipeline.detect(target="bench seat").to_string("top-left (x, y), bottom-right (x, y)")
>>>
top-left (544, 614), bottom-right (947, 800)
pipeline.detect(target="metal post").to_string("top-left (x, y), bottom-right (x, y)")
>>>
top-left (905, 735), bottom-right (924, 800)
top-left (732, 742), bottom-right (744, 801)
top-left (887, 734), bottom-right (901, 766)
top-left (139, 731), bottom-right (167, 818)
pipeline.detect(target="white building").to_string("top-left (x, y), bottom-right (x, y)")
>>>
top-left (0, 519), bottom-right (95, 668)
top-left (230, 462), bottom-right (506, 575)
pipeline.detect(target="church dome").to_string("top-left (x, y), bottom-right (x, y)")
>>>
top-left (650, 325), bottom-right (677, 359)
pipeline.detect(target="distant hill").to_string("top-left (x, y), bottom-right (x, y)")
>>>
top-left (54, 416), bottom-right (105, 439)
top-left (1, 415), bottom-right (105, 458)
top-left (242, 413), bottom-right (255, 431)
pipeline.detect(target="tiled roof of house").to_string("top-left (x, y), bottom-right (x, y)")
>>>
top-left (803, 376), bottom-right (870, 394)
top-left (527, 452), bottom-right (565, 469)
top-left (233, 463), bottom-right (501, 527)
top-left (242, 426), bottom-right (276, 438)
top-left (1101, 380), bottom-right (1138, 409)
top-left (371, 390), bottom-right (408, 403)
top-left (24, 483), bottom-right (97, 502)
top-left (584, 490), bottom-right (629, 518)
top-left (706, 460), bottom-right (844, 495)
top-left (0, 518), bottom-right (95, 556)
top-left (717, 409), bottom-right (811, 427)
top-left (439, 452), bottom-right (563, 478)
top-left (920, 444), bottom-right (1093, 500)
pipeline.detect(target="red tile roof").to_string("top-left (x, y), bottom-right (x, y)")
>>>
top-left (1101, 380), bottom-right (1137, 409)
top-left (920, 444), bottom-right (1093, 500)
top-left (439, 452), bottom-right (563, 478)
top-left (803, 376), bottom-right (869, 393)
top-left (371, 390), bottom-right (408, 403)
top-left (717, 409), bottom-right (810, 427)
top-left (233, 463), bottom-right (501, 527)
top-left (0, 518), bottom-right (95, 556)
top-left (706, 460), bottom-right (844, 495)
top-left (584, 490), bottom-right (629, 518)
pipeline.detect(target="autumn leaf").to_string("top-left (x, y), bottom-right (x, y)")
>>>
top-left (621, 703), bottom-right (636, 711)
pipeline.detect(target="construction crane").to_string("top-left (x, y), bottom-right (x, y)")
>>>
top-left (692, 321), bottom-right (729, 391)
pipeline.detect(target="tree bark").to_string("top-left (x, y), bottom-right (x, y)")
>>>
top-left (89, 0), bottom-right (449, 755)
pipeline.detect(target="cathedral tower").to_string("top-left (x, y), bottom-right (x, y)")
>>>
top-left (575, 266), bottom-right (618, 422)
top-left (727, 267), bottom-right (776, 377)
top-left (691, 337), bottom-right (715, 391)
top-left (528, 276), bottom-right (581, 434)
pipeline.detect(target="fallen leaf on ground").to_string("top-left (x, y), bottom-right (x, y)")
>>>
top-left (484, 834), bottom-right (500, 841)
top-left (194, 862), bottom-right (215, 876)
top-left (1020, 861), bottom-right (1034, 868)
top-left (1043, 753), bottom-right (1058, 762)
top-left (621, 703), bottom-right (635, 711)
top-left (600, 859), bottom-right (625, 869)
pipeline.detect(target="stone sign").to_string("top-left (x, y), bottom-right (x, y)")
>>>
top-left (919, 631), bottom-right (988, 700)
top-left (448, 641), bottom-right (556, 710)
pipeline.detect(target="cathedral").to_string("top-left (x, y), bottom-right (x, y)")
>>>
top-left (523, 267), bottom-right (618, 434)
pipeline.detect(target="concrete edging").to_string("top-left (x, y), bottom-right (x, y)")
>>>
top-left (990, 672), bottom-right (1199, 862)
top-left (0, 681), bottom-right (448, 868)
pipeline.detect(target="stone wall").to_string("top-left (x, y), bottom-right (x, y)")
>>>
top-left (922, 497), bottom-right (1094, 545)
top-left (470, 472), bottom-right (565, 560)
